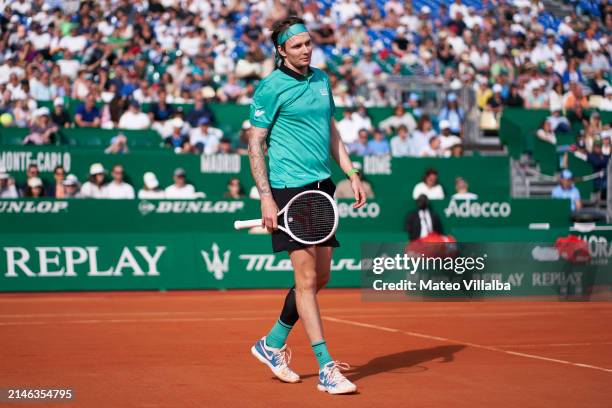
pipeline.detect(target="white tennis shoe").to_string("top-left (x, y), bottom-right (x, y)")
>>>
top-left (251, 337), bottom-right (300, 383)
top-left (317, 361), bottom-right (357, 394)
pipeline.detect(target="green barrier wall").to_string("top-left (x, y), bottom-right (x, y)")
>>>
top-left (0, 198), bottom-right (571, 234)
top-left (0, 148), bottom-right (511, 199)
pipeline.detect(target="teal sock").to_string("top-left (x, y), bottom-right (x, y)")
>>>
top-left (265, 319), bottom-right (293, 349)
top-left (311, 340), bottom-right (333, 369)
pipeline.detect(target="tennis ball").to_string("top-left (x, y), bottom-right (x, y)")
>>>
top-left (0, 112), bottom-right (13, 127)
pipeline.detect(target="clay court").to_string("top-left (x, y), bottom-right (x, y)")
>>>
top-left (1, 289), bottom-right (611, 407)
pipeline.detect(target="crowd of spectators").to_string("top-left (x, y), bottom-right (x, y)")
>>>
top-left (0, 162), bottom-right (207, 199)
top-left (0, 0), bottom-right (609, 151)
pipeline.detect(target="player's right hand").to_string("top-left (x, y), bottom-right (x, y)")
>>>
top-left (260, 195), bottom-right (278, 232)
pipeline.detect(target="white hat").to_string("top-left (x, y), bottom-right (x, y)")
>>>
top-left (439, 120), bottom-right (451, 130)
top-left (63, 174), bottom-right (79, 186)
top-left (35, 107), bottom-right (50, 117)
top-left (493, 84), bottom-right (502, 93)
top-left (143, 172), bottom-right (159, 189)
top-left (242, 120), bottom-right (252, 130)
top-left (53, 97), bottom-right (64, 106)
top-left (201, 86), bottom-right (216, 99)
top-left (89, 163), bottom-right (105, 175)
top-left (397, 26), bottom-right (406, 35)
top-left (27, 177), bottom-right (43, 188)
top-left (421, 6), bottom-right (431, 14)
top-left (172, 118), bottom-right (184, 128)
top-left (605, 87), bottom-right (612, 96)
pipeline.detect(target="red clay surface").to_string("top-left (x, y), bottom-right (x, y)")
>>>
top-left (0, 289), bottom-right (611, 407)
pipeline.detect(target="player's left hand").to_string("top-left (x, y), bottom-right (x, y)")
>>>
top-left (350, 176), bottom-right (367, 209)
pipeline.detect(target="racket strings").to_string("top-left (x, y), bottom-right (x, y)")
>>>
top-left (286, 193), bottom-right (336, 242)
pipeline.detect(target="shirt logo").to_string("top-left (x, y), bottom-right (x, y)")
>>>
top-left (319, 88), bottom-right (328, 96)
top-left (254, 109), bottom-right (265, 117)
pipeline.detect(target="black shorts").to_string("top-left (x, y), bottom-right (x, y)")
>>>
top-left (271, 178), bottom-right (341, 253)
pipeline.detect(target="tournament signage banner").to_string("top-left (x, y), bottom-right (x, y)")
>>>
top-left (0, 232), bottom-right (399, 292)
top-left (0, 198), bottom-right (570, 234)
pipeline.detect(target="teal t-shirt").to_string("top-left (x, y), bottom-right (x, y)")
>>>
top-left (249, 65), bottom-right (335, 188)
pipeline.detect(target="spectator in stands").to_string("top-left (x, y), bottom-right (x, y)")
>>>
top-left (81, 163), bottom-right (107, 199)
top-left (165, 118), bottom-right (188, 153)
top-left (547, 110), bottom-right (571, 133)
top-left (51, 97), bottom-right (71, 128)
top-left (105, 165), bottom-right (135, 199)
top-left (148, 89), bottom-right (174, 123)
top-left (379, 104), bottom-right (417, 134)
top-left (449, 143), bottom-right (464, 158)
top-left (235, 120), bottom-right (251, 155)
top-left (138, 172), bottom-right (165, 199)
top-left (337, 108), bottom-right (359, 144)
top-left (412, 168), bottom-right (445, 200)
top-left (505, 84), bottom-right (524, 108)
top-left (75, 95), bottom-right (101, 128)
top-left (390, 125), bottom-right (411, 157)
top-left (551, 169), bottom-right (582, 212)
top-left (410, 115), bottom-right (436, 156)
top-left (587, 140), bottom-right (609, 200)
top-left (118, 100), bottom-right (150, 130)
top-left (185, 95), bottom-right (215, 128)
top-left (536, 119), bottom-right (557, 145)
top-left (438, 120), bottom-right (462, 153)
top-left (451, 177), bottom-right (478, 200)
top-left (63, 175), bottom-right (82, 198)
top-left (600, 88), bottom-right (612, 112)
top-left (24, 177), bottom-right (45, 198)
top-left (164, 168), bottom-right (199, 199)
top-left (548, 82), bottom-right (565, 112)
top-left (439, 94), bottom-right (465, 136)
top-left (189, 117), bottom-right (223, 154)
top-left (46, 165), bottom-right (66, 198)
top-left (348, 129), bottom-right (369, 157)
top-left (563, 83), bottom-right (589, 110)
top-left (352, 105), bottom-right (373, 134)
top-left (224, 178), bottom-right (246, 199)
top-left (366, 128), bottom-right (391, 156)
top-left (23, 108), bottom-right (57, 145)
top-left (218, 138), bottom-right (234, 154)
top-left (602, 132), bottom-right (612, 156)
top-left (105, 133), bottom-right (130, 154)
top-left (20, 163), bottom-right (41, 196)
top-left (405, 194), bottom-right (444, 241)
top-left (420, 136), bottom-right (443, 157)
top-left (0, 169), bottom-right (18, 198)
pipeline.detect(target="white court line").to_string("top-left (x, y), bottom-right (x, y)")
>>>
top-left (323, 316), bottom-right (612, 374)
top-left (490, 341), bottom-right (612, 348)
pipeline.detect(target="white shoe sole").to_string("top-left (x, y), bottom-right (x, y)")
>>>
top-left (317, 383), bottom-right (358, 394)
top-left (250, 345), bottom-right (300, 383)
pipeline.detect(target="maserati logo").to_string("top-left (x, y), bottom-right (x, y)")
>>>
top-left (201, 243), bottom-right (230, 280)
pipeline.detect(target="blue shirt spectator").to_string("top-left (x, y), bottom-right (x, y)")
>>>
top-left (75, 95), bottom-right (101, 127)
top-left (438, 94), bottom-right (465, 136)
top-left (551, 170), bottom-right (582, 211)
top-left (366, 129), bottom-right (391, 155)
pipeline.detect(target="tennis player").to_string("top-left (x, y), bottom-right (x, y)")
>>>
top-left (247, 16), bottom-right (367, 394)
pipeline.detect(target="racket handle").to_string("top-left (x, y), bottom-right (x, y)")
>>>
top-left (234, 219), bottom-right (263, 230)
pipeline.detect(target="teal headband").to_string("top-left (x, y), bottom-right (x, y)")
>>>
top-left (278, 23), bottom-right (309, 45)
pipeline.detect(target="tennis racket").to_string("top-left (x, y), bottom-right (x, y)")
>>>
top-left (234, 190), bottom-right (339, 245)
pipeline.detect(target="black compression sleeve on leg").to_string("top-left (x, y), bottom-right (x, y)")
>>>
top-left (279, 285), bottom-right (299, 326)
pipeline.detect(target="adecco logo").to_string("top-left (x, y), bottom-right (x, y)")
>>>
top-left (337, 202), bottom-right (380, 218)
top-left (444, 200), bottom-right (511, 218)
